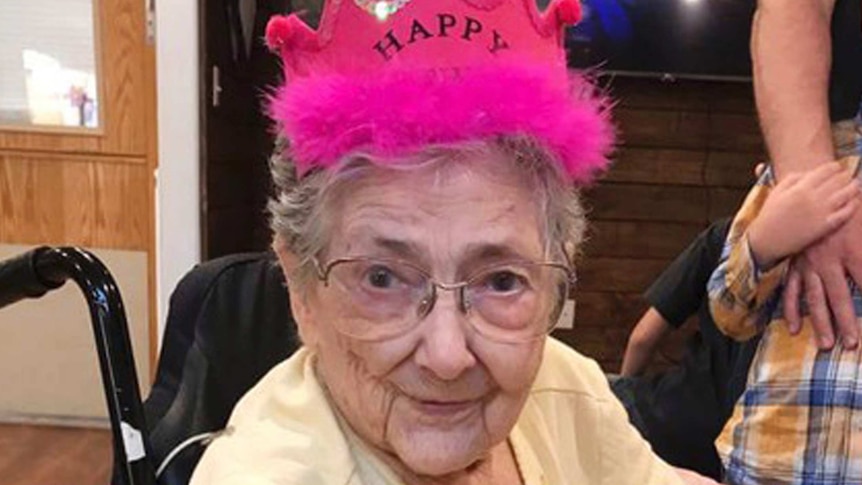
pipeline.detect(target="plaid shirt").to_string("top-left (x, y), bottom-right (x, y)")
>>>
top-left (708, 153), bottom-right (862, 485)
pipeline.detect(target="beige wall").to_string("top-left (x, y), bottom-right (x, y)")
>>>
top-left (0, 244), bottom-right (150, 424)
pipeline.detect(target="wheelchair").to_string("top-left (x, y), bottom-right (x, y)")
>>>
top-left (0, 247), bottom-right (300, 485)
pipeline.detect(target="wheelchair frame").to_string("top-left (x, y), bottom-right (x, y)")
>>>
top-left (0, 247), bottom-right (157, 485)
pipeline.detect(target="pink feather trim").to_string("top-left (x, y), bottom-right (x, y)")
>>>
top-left (266, 64), bottom-right (614, 184)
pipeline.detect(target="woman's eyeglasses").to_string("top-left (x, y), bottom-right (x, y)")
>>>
top-left (312, 256), bottom-right (575, 343)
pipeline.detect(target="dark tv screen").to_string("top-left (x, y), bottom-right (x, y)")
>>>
top-left (563, 0), bottom-right (756, 80)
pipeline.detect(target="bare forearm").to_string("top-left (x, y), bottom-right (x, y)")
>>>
top-left (620, 308), bottom-right (672, 376)
top-left (752, 0), bottom-right (836, 178)
top-left (620, 341), bottom-right (654, 377)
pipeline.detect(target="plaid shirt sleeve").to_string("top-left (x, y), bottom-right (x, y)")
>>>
top-left (707, 169), bottom-right (788, 342)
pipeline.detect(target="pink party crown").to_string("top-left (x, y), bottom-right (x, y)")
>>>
top-left (265, 0), bottom-right (614, 184)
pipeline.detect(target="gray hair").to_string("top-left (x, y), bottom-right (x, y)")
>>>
top-left (268, 135), bottom-right (587, 289)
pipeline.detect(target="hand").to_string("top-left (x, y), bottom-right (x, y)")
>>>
top-left (747, 163), bottom-right (861, 268)
top-left (784, 204), bottom-right (862, 349)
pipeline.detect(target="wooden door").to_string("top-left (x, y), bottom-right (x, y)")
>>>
top-left (0, 0), bottom-right (157, 424)
top-left (200, 0), bottom-right (290, 259)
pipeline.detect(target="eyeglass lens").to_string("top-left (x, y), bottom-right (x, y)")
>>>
top-left (322, 258), bottom-right (570, 342)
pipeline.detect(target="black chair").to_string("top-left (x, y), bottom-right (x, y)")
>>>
top-left (142, 251), bottom-right (301, 485)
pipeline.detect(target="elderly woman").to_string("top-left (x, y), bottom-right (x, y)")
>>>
top-left (191, 1), bottom-right (716, 484)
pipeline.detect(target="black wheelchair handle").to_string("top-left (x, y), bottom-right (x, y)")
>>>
top-left (0, 246), bottom-right (65, 309)
top-left (0, 247), bottom-right (157, 485)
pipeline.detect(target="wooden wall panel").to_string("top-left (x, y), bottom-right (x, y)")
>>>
top-left (574, 292), bottom-right (648, 332)
top-left (0, 154), bottom-right (65, 244)
top-left (0, 154), bottom-right (148, 251)
top-left (586, 184), bottom-right (709, 222)
top-left (554, 327), bottom-right (622, 364)
top-left (615, 109), bottom-right (710, 149)
top-left (578, 257), bottom-right (672, 293)
top-left (705, 151), bottom-right (761, 188)
top-left (708, 113), bottom-right (764, 152)
top-left (557, 78), bottom-right (766, 373)
top-left (585, 221), bottom-right (704, 259)
top-left (606, 148), bottom-right (706, 185)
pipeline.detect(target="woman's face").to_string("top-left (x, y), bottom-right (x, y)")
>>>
top-left (289, 158), bottom-right (551, 476)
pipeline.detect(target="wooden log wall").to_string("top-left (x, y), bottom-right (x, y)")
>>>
top-left (552, 77), bottom-right (767, 373)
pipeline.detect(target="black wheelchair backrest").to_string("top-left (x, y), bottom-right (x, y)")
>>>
top-left (143, 251), bottom-right (301, 485)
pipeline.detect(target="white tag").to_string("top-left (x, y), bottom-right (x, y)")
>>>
top-left (120, 421), bottom-right (147, 462)
top-left (555, 299), bottom-right (576, 329)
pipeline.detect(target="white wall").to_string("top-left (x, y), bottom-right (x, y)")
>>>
top-left (155, 0), bottom-right (201, 346)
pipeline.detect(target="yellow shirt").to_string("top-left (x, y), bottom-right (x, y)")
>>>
top-left (190, 338), bottom-right (681, 485)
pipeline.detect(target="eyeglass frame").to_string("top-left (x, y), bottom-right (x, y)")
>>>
top-left (310, 255), bottom-right (576, 342)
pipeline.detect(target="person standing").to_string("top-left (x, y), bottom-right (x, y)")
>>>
top-left (750, 0), bottom-right (862, 347)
